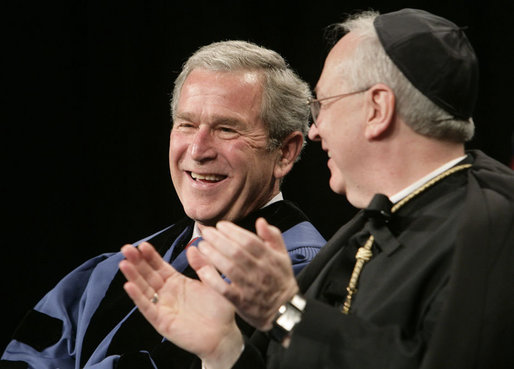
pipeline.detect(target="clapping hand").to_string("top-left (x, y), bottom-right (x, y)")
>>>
top-left (119, 242), bottom-right (244, 369)
top-left (191, 218), bottom-right (300, 331)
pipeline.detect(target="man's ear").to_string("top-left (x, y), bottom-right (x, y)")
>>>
top-left (364, 83), bottom-right (395, 140)
top-left (274, 131), bottom-right (304, 179)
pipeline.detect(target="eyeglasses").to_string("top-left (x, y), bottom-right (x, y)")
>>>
top-left (308, 87), bottom-right (370, 126)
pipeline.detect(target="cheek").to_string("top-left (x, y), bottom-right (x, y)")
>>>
top-left (226, 137), bottom-right (251, 152)
top-left (169, 135), bottom-right (188, 164)
top-left (221, 140), bottom-right (256, 167)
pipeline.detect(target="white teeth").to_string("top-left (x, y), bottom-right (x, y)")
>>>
top-left (191, 172), bottom-right (225, 181)
top-left (327, 152), bottom-right (332, 158)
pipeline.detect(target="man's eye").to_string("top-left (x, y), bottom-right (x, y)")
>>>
top-left (217, 127), bottom-right (239, 139)
top-left (175, 122), bottom-right (196, 131)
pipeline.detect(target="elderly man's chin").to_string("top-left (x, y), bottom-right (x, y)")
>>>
top-left (328, 169), bottom-right (346, 195)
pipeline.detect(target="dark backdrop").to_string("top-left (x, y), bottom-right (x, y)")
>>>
top-left (2, 0), bottom-right (512, 351)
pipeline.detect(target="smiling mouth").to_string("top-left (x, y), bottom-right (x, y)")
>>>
top-left (189, 171), bottom-right (227, 183)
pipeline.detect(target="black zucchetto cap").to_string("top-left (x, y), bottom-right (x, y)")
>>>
top-left (374, 8), bottom-right (478, 120)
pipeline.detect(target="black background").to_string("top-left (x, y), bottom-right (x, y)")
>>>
top-left (2, 0), bottom-right (512, 352)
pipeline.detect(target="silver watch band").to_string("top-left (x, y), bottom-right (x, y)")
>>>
top-left (269, 294), bottom-right (306, 343)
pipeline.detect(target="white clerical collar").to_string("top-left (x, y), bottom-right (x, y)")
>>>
top-left (191, 192), bottom-right (284, 239)
top-left (389, 156), bottom-right (467, 204)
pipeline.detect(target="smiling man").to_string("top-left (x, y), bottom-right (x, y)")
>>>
top-left (1, 41), bottom-right (325, 369)
top-left (171, 68), bottom-right (287, 228)
top-left (113, 9), bottom-right (512, 369)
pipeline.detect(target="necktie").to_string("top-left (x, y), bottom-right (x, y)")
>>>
top-left (185, 236), bottom-right (202, 249)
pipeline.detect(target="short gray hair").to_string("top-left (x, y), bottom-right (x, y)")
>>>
top-left (333, 11), bottom-right (474, 142)
top-left (171, 40), bottom-right (312, 151)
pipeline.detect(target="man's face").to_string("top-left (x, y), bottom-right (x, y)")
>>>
top-left (308, 33), bottom-right (368, 205)
top-left (170, 68), bottom-right (281, 227)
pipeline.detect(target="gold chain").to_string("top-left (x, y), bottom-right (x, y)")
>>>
top-left (341, 163), bottom-right (471, 314)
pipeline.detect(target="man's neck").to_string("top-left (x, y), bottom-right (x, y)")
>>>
top-left (353, 135), bottom-right (466, 208)
top-left (387, 140), bottom-right (466, 196)
top-left (389, 154), bottom-right (467, 203)
top-left (192, 192), bottom-right (284, 238)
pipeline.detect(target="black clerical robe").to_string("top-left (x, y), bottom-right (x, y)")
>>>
top-left (236, 150), bottom-right (514, 369)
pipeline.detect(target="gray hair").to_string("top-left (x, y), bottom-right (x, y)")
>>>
top-left (333, 11), bottom-right (474, 142)
top-left (171, 40), bottom-right (312, 151)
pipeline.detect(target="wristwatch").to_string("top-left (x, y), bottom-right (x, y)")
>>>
top-left (269, 294), bottom-right (306, 344)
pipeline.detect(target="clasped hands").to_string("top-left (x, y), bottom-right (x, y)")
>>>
top-left (119, 218), bottom-right (299, 368)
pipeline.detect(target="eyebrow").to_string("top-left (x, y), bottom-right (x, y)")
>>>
top-left (174, 112), bottom-right (195, 122)
top-left (175, 112), bottom-right (244, 127)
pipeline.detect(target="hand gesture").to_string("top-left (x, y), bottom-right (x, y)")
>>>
top-left (119, 242), bottom-right (243, 369)
top-left (189, 218), bottom-right (299, 331)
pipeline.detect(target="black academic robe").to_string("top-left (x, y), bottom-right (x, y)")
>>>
top-left (1, 201), bottom-right (326, 369)
top-left (235, 150), bottom-right (514, 369)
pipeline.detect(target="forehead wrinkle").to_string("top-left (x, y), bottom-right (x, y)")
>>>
top-left (210, 115), bottom-right (246, 128)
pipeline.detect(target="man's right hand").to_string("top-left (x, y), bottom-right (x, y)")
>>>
top-left (119, 242), bottom-right (244, 369)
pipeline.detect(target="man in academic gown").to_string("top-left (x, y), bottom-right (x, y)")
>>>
top-left (113, 9), bottom-right (514, 369)
top-left (0, 41), bottom-right (326, 369)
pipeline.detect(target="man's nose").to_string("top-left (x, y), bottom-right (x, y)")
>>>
top-left (308, 123), bottom-right (321, 142)
top-left (189, 126), bottom-right (217, 161)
